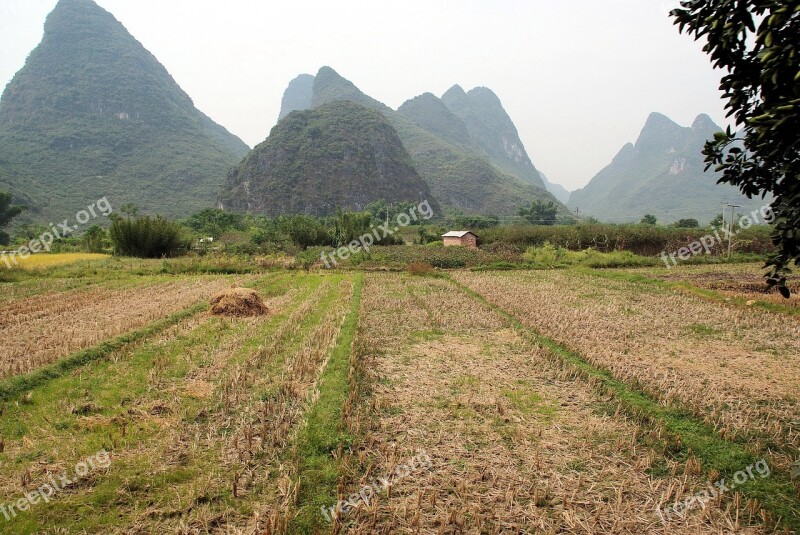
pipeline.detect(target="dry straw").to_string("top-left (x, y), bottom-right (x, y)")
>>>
top-left (210, 287), bottom-right (269, 317)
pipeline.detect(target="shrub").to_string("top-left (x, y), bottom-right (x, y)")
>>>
top-left (674, 218), bottom-right (700, 228)
top-left (82, 225), bottom-right (110, 253)
top-left (407, 262), bottom-right (434, 276)
top-left (426, 250), bottom-right (469, 269)
top-left (480, 224), bottom-right (774, 257)
top-left (110, 216), bottom-right (189, 258)
top-left (482, 242), bottom-right (523, 255)
top-left (522, 242), bottom-right (567, 268)
top-left (579, 249), bottom-right (658, 268)
top-left (471, 261), bottom-right (519, 271)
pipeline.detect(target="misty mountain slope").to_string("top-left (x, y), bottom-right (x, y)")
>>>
top-left (0, 0), bottom-right (249, 223)
top-left (276, 66), bottom-right (562, 216)
top-left (441, 85), bottom-right (546, 189)
top-left (278, 74), bottom-right (314, 121)
top-left (220, 101), bottom-right (438, 217)
top-left (541, 173), bottom-right (571, 204)
top-left (397, 93), bottom-right (472, 147)
top-left (568, 113), bottom-right (764, 223)
top-left (310, 67), bottom-right (391, 112)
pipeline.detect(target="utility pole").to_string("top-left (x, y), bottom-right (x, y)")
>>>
top-left (720, 199), bottom-right (729, 235)
top-left (726, 203), bottom-right (740, 259)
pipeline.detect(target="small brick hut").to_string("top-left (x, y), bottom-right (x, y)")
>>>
top-left (442, 231), bottom-right (478, 249)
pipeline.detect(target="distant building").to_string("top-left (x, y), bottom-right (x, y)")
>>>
top-left (442, 231), bottom-right (478, 249)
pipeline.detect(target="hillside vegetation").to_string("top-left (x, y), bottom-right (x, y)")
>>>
top-left (221, 101), bottom-right (438, 217)
top-left (0, 0), bottom-right (249, 224)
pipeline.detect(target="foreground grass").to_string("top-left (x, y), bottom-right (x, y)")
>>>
top-left (3, 260), bottom-right (797, 531)
top-left (448, 274), bottom-right (800, 531)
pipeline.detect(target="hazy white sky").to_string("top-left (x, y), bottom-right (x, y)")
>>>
top-left (0, 0), bottom-right (729, 191)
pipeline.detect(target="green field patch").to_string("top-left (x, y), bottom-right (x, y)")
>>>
top-left (501, 387), bottom-right (558, 421)
top-left (411, 328), bottom-right (444, 342)
top-left (685, 323), bottom-right (723, 337)
top-left (290, 275), bottom-right (363, 533)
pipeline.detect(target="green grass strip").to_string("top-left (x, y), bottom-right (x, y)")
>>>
top-left (290, 274), bottom-right (364, 534)
top-left (0, 302), bottom-right (207, 404)
top-left (447, 274), bottom-right (800, 531)
top-left (579, 267), bottom-right (800, 316)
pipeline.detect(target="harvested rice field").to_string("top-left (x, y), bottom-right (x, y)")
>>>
top-left (0, 276), bottom-right (248, 378)
top-left (3, 253), bottom-right (111, 271)
top-left (453, 269), bottom-right (800, 462)
top-left (0, 262), bottom-right (798, 533)
top-left (630, 263), bottom-right (800, 310)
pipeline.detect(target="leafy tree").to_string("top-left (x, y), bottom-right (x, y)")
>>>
top-left (10, 224), bottom-right (48, 245)
top-left (451, 215), bottom-right (500, 229)
top-left (365, 200), bottom-right (423, 226)
top-left (640, 214), bottom-right (658, 225)
top-left (120, 203), bottom-right (139, 217)
top-left (710, 213), bottom-right (725, 228)
top-left (518, 200), bottom-right (558, 226)
top-left (82, 225), bottom-right (109, 253)
top-left (671, 0), bottom-right (800, 296)
top-left (416, 226), bottom-right (440, 245)
top-left (251, 226), bottom-right (292, 251)
top-left (332, 210), bottom-right (374, 247)
top-left (275, 215), bottom-right (331, 248)
top-left (674, 218), bottom-right (700, 228)
top-left (183, 208), bottom-right (245, 238)
top-left (0, 190), bottom-right (26, 246)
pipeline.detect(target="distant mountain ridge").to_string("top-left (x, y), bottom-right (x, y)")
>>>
top-left (568, 113), bottom-right (764, 223)
top-left (0, 0), bottom-right (249, 223)
top-left (271, 67), bottom-right (562, 216)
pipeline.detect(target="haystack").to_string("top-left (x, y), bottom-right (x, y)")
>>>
top-left (210, 287), bottom-right (269, 317)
